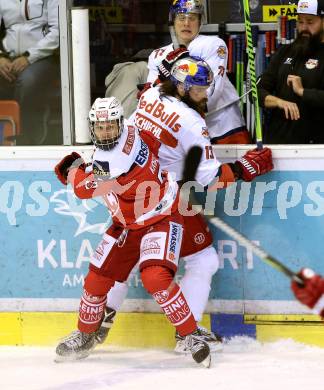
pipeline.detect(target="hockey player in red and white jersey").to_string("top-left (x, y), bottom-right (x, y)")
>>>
top-left (99, 56), bottom-right (273, 354)
top-left (54, 97), bottom-right (212, 367)
top-left (146, 0), bottom-right (249, 144)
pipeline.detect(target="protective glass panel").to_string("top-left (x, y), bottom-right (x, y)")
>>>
top-left (0, 0), bottom-right (63, 146)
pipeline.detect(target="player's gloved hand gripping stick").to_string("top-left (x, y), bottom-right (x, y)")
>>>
top-left (181, 146), bottom-right (303, 284)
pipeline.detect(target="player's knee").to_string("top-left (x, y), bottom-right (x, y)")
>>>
top-left (184, 245), bottom-right (219, 277)
top-left (84, 269), bottom-right (115, 296)
top-left (141, 265), bottom-right (173, 294)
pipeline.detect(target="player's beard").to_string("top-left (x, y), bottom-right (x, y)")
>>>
top-left (181, 94), bottom-right (208, 116)
top-left (292, 29), bottom-right (323, 60)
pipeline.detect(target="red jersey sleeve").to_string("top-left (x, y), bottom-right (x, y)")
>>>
top-left (67, 167), bottom-right (118, 199)
top-left (139, 130), bottom-right (161, 157)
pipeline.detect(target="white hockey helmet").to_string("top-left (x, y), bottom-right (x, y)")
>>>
top-left (170, 56), bottom-right (214, 92)
top-left (89, 97), bottom-right (124, 151)
top-left (297, 0), bottom-right (324, 16)
top-left (169, 0), bottom-right (205, 24)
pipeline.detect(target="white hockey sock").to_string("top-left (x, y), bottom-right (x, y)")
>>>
top-left (106, 281), bottom-right (129, 311)
top-left (180, 273), bottom-right (211, 323)
top-left (180, 246), bottom-right (219, 322)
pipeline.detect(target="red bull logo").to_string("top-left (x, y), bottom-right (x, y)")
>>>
top-left (177, 63), bottom-right (190, 72)
top-left (176, 61), bottom-right (198, 76)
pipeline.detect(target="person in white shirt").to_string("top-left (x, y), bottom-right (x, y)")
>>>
top-left (0, 0), bottom-right (59, 145)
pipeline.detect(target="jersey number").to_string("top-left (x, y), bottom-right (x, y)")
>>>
top-left (154, 48), bottom-right (166, 59)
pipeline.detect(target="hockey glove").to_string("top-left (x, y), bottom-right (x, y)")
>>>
top-left (157, 46), bottom-right (189, 82)
top-left (291, 268), bottom-right (324, 318)
top-left (55, 152), bottom-right (85, 185)
top-left (233, 147), bottom-right (273, 182)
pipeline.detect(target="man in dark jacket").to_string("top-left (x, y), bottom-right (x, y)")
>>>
top-left (258, 0), bottom-right (324, 144)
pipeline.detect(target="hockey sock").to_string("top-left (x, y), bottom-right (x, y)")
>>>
top-left (180, 246), bottom-right (219, 322)
top-left (141, 265), bottom-right (196, 336)
top-left (78, 270), bottom-right (115, 333)
top-left (78, 289), bottom-right (107, 333)
top-left (106, 281), bottom-right (129, 311)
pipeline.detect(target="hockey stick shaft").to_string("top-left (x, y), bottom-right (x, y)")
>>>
top-left (169, 24), bottom-right (180, 49)
top-left (208, 215), bottom-right (302, 283)
top-left (206, 78), bottom-right (260, 116)
top-left (182, 146), bottom-right (303, 284)
top-left (242, 0), bottom-right (263, 149)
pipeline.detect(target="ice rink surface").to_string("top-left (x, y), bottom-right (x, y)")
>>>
top-left (1, 336), bottom-right (324, 390)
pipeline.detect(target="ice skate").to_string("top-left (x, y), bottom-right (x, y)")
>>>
top-left (55, 330), bottom-right (96, 362)
top-left (95, 307), bottom-right (117, 344)
top-left (175, 325), bottom-right (223, 354)
top-left (184, 331), bottom-right (211, 368)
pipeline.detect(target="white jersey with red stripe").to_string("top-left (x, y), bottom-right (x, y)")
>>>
top-left (147, 34), bottom-right (245, 139)
top-left (69, 119), bottom-right (178, 230)
top-left (133, 85), bottom-right (221, 187)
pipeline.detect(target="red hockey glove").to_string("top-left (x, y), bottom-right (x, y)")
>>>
top-left (291, 268), bottom-right (324, 318)
top-left (54, 152), bottom-right (85, 185)
top-left (137, 82), bottom-right (152, 100)
top-left (157, 46), bottom-right (189, 81)
top-left (234, 147), bottom-right (273, 182)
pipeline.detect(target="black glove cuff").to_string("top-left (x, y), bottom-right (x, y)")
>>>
top-left (229, 162), bottom-right (243, 181)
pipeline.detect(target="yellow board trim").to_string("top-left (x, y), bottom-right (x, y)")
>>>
top-left (245, 314), bottom-right (324, 348)
top-left (244, 314), bottom-right (323, 323)
top-left (0, 312), bottom-right (211, 347)
top-left (2, 312), bottom-right (323, 348)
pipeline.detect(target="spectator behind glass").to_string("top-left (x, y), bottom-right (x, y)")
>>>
top-left (257, 0), bottom-right (324, 144)
top-left (104, 49), bottom-right (153, 119)
top-left (0, 0), bottom-right (60, 145)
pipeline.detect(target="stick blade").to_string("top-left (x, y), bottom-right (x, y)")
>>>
top-left (182, 146), bottom-right (203, 182)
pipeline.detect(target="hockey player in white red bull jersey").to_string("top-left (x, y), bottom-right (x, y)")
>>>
top-left (54, 97), bottom-right (213, 367)
top-left (146, 0), bottom-right (249, 144)
top-left (99, 56), bottom-right (273, 354)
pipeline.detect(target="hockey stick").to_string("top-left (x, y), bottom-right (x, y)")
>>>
top-left (242, 0), bottom-right (263, 150)
top-left (182, 146), bottom-right (303, 284)
top-left (206, 78), bottom-right (260, 116)
top-left (169, 24), bottom-right (180, 49)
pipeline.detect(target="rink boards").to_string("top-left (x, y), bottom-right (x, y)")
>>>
top-left (1, 145), bottom-right (324, 346)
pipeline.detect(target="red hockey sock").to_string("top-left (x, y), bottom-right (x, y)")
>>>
top-left (78, 289), bottom-right (107, 333)
top-left (141, 266), bottom-right (197, 336)
top-left (78, 270), bottom-right (115, 333)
